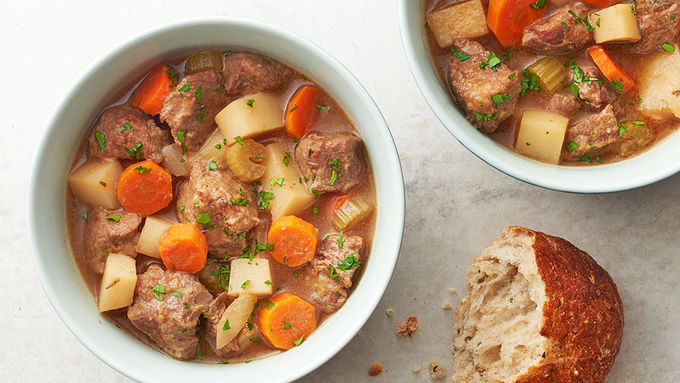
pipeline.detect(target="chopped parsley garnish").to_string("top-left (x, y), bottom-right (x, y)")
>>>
top-left (529, 0), bottom-right (547, 10)
top-left (194, 86), bottom-right (203, 102)
top-left (82, 211), bottom-right (88, 222)
top-left (152, 284), bottom-right (166, 301)
top-left (225, 50), bottom-right (233, 57)
top-left (283, 152), bottom-right (291, 167)
top-left (264, 280), bottom-right (273, 285)
top-left (520, 69), bottom-right (540, 97)
top-left (663, 43), bottom-right (675, 53)
top-left (611, 79), bottom-right (624, 93)
top-left (184, 303), bottom-right (190, 309)
top-left (119, 122), bottom-right (132, 132)
top-left (329, 170), bottom-right (339, 185)
top-left (246, 98), bottom-right (255, 107)
top-left (196, 111), bottom-right (205, 121)
top-left (223, 319), bottom-right (231, 330)
top-left (337, 231), bottom-right (344, 248)
top-left (178, 82), bottom-right (191, 98)
top-left (579, 155), bottom-right (592, 162)
top-left (293, 335), bottom-right (305, 346)
top-left (311, 188), bottom-right (320, 199)
top-left (337, 253), bottom-right (361, 271)
top-left (314, 103), bottom-right (330, 111)
top-left (179, 205), bottom-right (185, 212)
top-left (329, 264), bottom-right (340, 279)
top-left (215, 84), bottom-right (225, 92)
top-left (168, 67), bottom-right (179, 87)
top-left (230, 198), bottom-right (249, 206)
top-left (480, 53), bottom-right (502, 71)
top-left (270, 177), bottom-right (284, 187)
top-left (94, 131), bottom-right (106, 151)
top-left (508, 72), bottom-right (516, 79)
top-left (203, 312), bottom-right (215, 316)
top-left (195, 212), bottom-right (213, 229)
top-left (475, 112), bottom-right (497, 122)
top-left (234, 136), bottom-right (243, 145)
top-left (208, 161), bottom-right (218, 171)
top-left (567, 141), bottom-right (579, 152)
top-left (566, 59), bottom-right (601, 85)
top-left (106, 215), bottom-right (121, 222)
top-left (491, 94), bottom-right (510, 104)
top-left (289, 105), bottom-right (298, 113)
top-left (249, 337), bottom-right (261, 342)
top-left (171, 290), bottom-right (182, 298)
top-left (134, 165), bottom-right (151, 174)
top-left (312, 206), bottom-right (319, 215)
top-left (258, 191), bottom-right (274, 209)
top-left (177, 129), bottom-right (188, 154)
top-left (261, 299), bottom-right (274, 310)
top-left (451, 49), bottom-right (471, 62)
top-left (241, 280), bottom-right (251, 289)
top-left (124, 141), bottom-right (143, 160)
top-left (283, 321), bottom-right (292, 329)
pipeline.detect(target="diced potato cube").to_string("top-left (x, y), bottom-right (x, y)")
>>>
top-left (98, 253), bottom-right (137, 312)
top-left (638, 47), bottom-right (680, 119)
top-left (67, 158), bottom-right (123, 209)
top-left (515, 109), bottom-right (570, 164)
top-left (427, 0), bottom-right (489, 48)
top-left (216, 93), bottom-right (283, 143)
top-left (215, 292), bottom-right (257, 349)
top-left (261, 142), bottom-right (315, 219)
top-left (136, 216), bottom-right (174, 258)
top-left (228, 258), bottom-right (273, 297)
top-left (591, 4), bottom-right (641, 44)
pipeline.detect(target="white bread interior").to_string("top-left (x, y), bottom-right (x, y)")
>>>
top-left (453, 229), bottom-right (547, 383)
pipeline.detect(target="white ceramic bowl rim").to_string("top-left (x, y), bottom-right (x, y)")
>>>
top-left (398, 0), bottom-right (680, 194)
top-left (28, 17), bottom-right (404, 383)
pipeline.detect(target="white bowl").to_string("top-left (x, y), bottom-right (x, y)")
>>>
top-left (398, 0), bottom-right (680, 193)
top-left (28, 18), bottom-right (404, 383)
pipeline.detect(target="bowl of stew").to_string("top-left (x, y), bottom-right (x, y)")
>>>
top-left (399, 0), bottom-right (680, 192)
top-left (28, 18), bottom-right (404, 382)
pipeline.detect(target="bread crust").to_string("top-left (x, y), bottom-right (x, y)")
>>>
top-left (507, 226), bottom-right (624, 383)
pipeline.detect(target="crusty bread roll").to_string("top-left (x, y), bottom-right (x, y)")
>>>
top-left (453, 226), bottom-right (623, 383)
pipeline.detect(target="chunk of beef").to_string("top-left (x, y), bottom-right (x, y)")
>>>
top-left (176, 161), bottom-right (260, 258)
top-left (223, 52), bottom-right (294, 95)
top-left (295, 132), bottom-right (366, 194)
top-left (160, 70), bottom-right (230, 151)
top-left (127, 265), bottom-right (212, 360)
top-left (574, 61), bottom-right (616, 110)
top-left (83, 207), bottom-right (140, 274)
top-left (311, 234), bottom-right (363, 289)
top-left (202, 292), bottom-right (258, 357)
top-left (547, 92), bottom-right (582, 116)
top-left (448, 39), bottom-right (521, 133)
top-left (307, 234), bottom-right (363, 313)
top-left (88, 104), bottom-right (171, 163)
top-left (564, 104), bottom-right (619, 161)
top-left (629, 0), bottom-right (680, 55)
top-left (522, 3), bottom-right (594, 55)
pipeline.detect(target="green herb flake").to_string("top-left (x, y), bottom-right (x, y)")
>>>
top-left (491, 94), bottom-right (510, 104)
top-left (94, 131), bottom-right (107, 151)
top-left (293, 335), bottom-right (305, 346)
top-left (567, 141), bottom-right (579, 152)
top-left (611, 79), bottom-right (624, 93)
top-left (451, 49), bottom-right (471, 62)
top-left (208, 161), bottom-right (218, 170)
top-left (314, 103), bottom-right (330, 111)
top-left (134, 165), bottom-right (151, 174)
top-left (249, 337), bottom-right (261, 342)
top-left (195, 212), bottom-right (212, 229)
top-left (106, 215), bottom-right (121, 222)
top-left (663, 43), bottom-right (675, 53)
top-left (223, 319), bottom-right (231, 331)
top-left (171, 290), bottom-right (182, 298)
top-left (119, 122), bottom-right (132, 133)
top-left (529, 0), bottom-right (547, 10)
top-left (246, 98), bottom-right (255, 107)
top-left (283, 321), bottom-right (292, 329)
top-left (230, 198), bottom-right (249, 206)
top-left (337, 231), bottom-right (344, 248)
top-left (337, 253), bottom-right (361, 271)
top-left (234, 136), bottom-right (244, 145)
top-left (177, 129), bottom-right (188, 154)
top-left (312, 206), bottom-right (319, 215)
top-left (270, 177), bottom-right (284, 187)
top-left (82, 211), bottom-right (88, 222)
top-left (241, 280), bottom-right (251, 289)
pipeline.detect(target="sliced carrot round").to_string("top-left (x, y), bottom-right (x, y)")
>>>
top-left (588, 46), bottom-right (636, 94)
top-left (117, 160), bottom-right (172, 217)
top-left (487, 0), bottom-right (547, 48)
top-left (284, 86), bottom-right (320, 139)
top-left (268, 215), bottom-right (319, 268)
top-left (159, 223), bottom-right (208, 274)
top-left (129, 64), bottom-right (175, 116)
top-left (258, 292), bottom-right (317, 350)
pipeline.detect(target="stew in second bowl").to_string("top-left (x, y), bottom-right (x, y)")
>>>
top-left (425, 0), bottom-right (680, 165)
top-left (66, 49), bottom-right (376, 363)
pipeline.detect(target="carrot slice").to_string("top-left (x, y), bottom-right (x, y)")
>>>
top-left (284, 86), bottom-right (320, 139)
top-left (117, 160), bottom-right (173, 217)
top-left (588, 46), bottom-right (635, 94)
top-left (487, 0), bottom-right (547, 47)
top-left (129, 64), bottom-right (176, 116)
top-left (258, 292), bottom-right (317, 350)
top-left (267, 216), bottom-right (318, 268)
top-left (159, 223), bottom-right (208, 274)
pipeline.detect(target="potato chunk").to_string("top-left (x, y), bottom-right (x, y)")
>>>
top-left (427, 0), bottom-right (489, 48)
top-left (215, 93), bottom-right (284, 143)
top-left (98, 253), bottom-right (137, 312)
top-left (638, 47), bottom-right (680, 119)
top-left (228, 258), bottom-right (273, 297)
top-left (192, 128), bottom-right (226, 163)
top-left (136, 216), bottom-right (173, 259)
top-left (515, 109), bottom-right (569, 164)
top-left (592, 4), bottom-right (641, 44)
top-left (261, 142), bottom-right (314, 219)
top-left (67, 158), bottom-right (123, 209)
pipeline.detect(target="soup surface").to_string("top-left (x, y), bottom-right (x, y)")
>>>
top-left (66, 49), bottom-right (376, 363)
top-left (425, 0), bottom-right (680, 165)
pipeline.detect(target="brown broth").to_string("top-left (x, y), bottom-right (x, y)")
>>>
top-left (424, 0), bottom-right (680, 165)
top-left (66, 50), bottom-right (376, 363)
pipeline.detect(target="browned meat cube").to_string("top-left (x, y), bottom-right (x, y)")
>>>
top-left (547, 92), bottom-right (582, 117)
top-left (160, 70), bottom-right (231, 151)
top-left (127, 265), bottom-right (213, 360)
top-left (522, 4), bottom-right (594, 55)
top-left (88, 104), bottom-right (171, 163)
top-left (176, 161), bottom-right (260, 258)
top-left (83, 207), bottom-right (141, 274)
top-left (295, 132), bottom-right (366, 195)
top-left (448, 39), bottom-right (521, 133)
top-left (564, 105), bottom-right (619, 161)
top-left (223, 52), bottom-right (294, 95)
top-left (572, 61), bottom-right (616, 110)
top-left (629, 0), bottom-right (680, 55)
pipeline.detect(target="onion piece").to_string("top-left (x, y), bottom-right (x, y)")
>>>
top-left (161, 144), bottom-right (190, 176)
top-left (215, 291), bottom-right (257, 349)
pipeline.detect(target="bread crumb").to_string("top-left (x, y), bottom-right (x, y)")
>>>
top-left (428, 361), bottom-right (446, 379)
top-left (386, 308), bottom-right (394, 317)
top-left (412, 366), bottom-right (422, 373)
top-left (448, 288), bottom-right (458, 294)
top-left (368, 362), bottom-right (384, 376)
top-left (442, 301), bottom-right (452, 310)
top-left (396, 316), bottom-right (418, 337)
